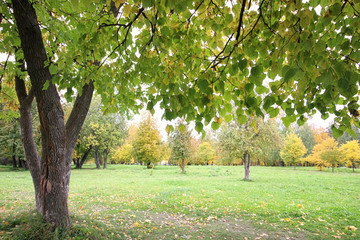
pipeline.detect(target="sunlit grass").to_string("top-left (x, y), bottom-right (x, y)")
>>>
top-left (1, 165), bottom-right (359, 239)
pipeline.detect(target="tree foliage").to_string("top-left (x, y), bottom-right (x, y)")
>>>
top-left (168, 120), bottom-right (192, 173)
top-left (111, 143), bottom-right (134, 164)
top-left (280, 133), bottom-right (307, 169)
top-left (306, 137), bottom-right (342, 172)
top-left (340, 140), bottom-right (360, 172)
top-left (1, 0), bottom-right (360, 227)
top-left (132, 113), bottom-right (161, 168)
top-left (196, 142), bottom-right (215, 165)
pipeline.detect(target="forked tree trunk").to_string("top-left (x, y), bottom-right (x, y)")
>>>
top-left (244, 152), bottom-right (250, 180)
top-left (13, 0), bottom-right (94, 227)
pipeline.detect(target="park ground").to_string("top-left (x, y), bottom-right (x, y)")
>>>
top-left (0, 165), bottom-right (359, 239)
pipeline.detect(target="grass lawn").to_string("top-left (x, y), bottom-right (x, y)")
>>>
top-left (0, 165), bottom-right (359, 239)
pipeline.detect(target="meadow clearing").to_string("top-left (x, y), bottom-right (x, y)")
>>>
top-left (0, 165), bottom-right (359, 239)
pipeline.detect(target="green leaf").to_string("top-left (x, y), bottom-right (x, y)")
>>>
top-left (178, 124), bottom-right (186, 133)
top-left (165, 124), bottom-right (174, 134)
top-left (71, 0), bottom-right (79, 10)
top-left (238, 59), bottom-right (247, 71)
top-left (284, 68), bottom-right (297, 82)
top-left (225, 14), bottom-right (233, 24)
top-left (195, 121), bottom-right (203, 132)
top-left (42, 80), bottom-right (50, 90)
top-left (238, 115), bottom-right (247, 125)
top-left (245, 96), bottom-right (256, 107)
top-left (211, 121), bottom-right (220, 130)
top-left (331, 125), bottom-right (343, 138)
top-left (251, 65), bottom-right (263, 77)
top-left (245, 83), bottom-right (254, 93)
top-left (224, 114), bottom-right (232, 122)
top-left (268, 107), bottom-right (279, 118)
top-left (49, 64), bottom-right (58, 75)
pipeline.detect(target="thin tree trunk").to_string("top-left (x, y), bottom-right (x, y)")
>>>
top-left (18, 157), bottom-right (23, 168)
top-left (332, 166), bottom-right (334, 172)
top-left (78, 146), bottom-right (92, 168)
top-left (244, 152), bottom-right (250, 180)
top-left (94, 146), bottom-right (101, 169)
top-left (12, 154), bottom-right (17, 168)
top-left (353, 163), bottom-right (355, 172)
top-left (103, 148), bottom-right (109, 169)
top-left (181, 159), bottom-right (185, 173)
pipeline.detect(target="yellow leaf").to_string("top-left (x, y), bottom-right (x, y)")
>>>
top-left (123, 4), bottom-right (132, 17)
top-left (114, 0), bottom-right (126, 8)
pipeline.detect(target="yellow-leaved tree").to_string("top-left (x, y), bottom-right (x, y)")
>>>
top-left (280, 133), bottom-right (307, 170)
top-left (319, 138), bottom-right (342, 173)
top-left (111, 143), bottom-right (134, 164)
top-left (307, 138), bottom-right (342, 172)
top-left (132, 113), bottom-right (161, 169)
top-left (340, 140), bottom-right (360, 172)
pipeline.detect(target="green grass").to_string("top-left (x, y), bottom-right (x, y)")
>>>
top-left (1, 165), bottom-right (359, 239)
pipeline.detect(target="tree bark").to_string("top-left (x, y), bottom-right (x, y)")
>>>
top-left (12, 0), bottom-right (94, 227)
top-left (181, 159), bottom-right (185, 173)
top-left (94, 146), bottom-right (101, 169)
top-left (78, 146), bottom-right (92, 168)
top-left (244, 152), bottom-right (250, 180)
top-left (103, 148), bottom-right (109, 169)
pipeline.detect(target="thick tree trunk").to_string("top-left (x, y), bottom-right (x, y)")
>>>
top-left (94, 146), bottom-right (101, 169)
top-left (244, 152), bottom-right (250, 180)
top-left (13, 0), bottom-right (94, 227)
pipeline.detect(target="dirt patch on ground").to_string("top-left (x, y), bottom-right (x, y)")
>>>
top-left (118, 210), bottom-right (310, 239)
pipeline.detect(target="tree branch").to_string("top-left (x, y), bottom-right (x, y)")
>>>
top-left (236, 0), bottom-right (247, 41)
top-left (65, 80), bottom-right (94, 148)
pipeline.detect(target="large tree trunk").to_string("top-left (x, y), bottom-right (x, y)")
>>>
top-left (244, 152), bottom-right (250, 180)
top-left (13, 0), bottom-right (94, 227)
top-left (94, 146), bottom-right (101, 169)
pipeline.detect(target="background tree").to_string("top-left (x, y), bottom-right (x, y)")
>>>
top-left (111, 143), bottom-right (134, 164)
top-left (132, 113), bottom-right (161, 168)
top-left (340, 140), bottom-right (360, 172)
top-left (280, 133), bottom-right (307, 170)
top-left (78, 98), bottom-right (127, 169)
top-left (319, 138), bottom-right (342, 173)
top-left (196, 142), bottom-right (215, 165)
top-left (169, 121), bottom-right (192, 173)
top-left (217, 117), bottom-right (280, 179)
top-left (294, 123), bottom-right (316, 156)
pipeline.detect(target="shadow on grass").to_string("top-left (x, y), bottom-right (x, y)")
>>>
top-left (0, 211), bottom-right (116, 240)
